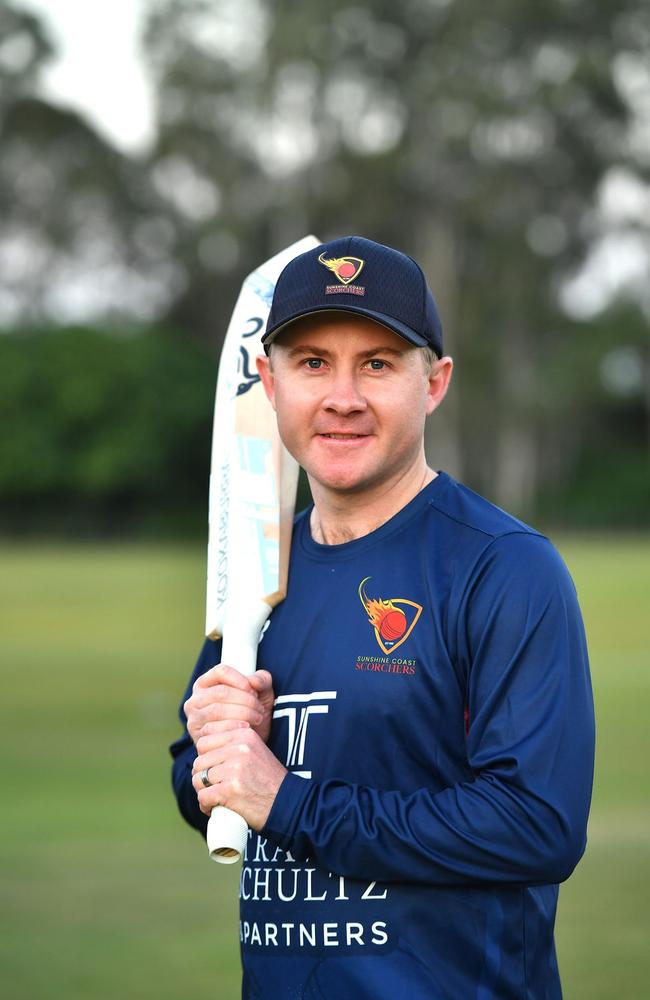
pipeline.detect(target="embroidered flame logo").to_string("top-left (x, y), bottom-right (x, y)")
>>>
top-left (358, 577), bottom-right (423, 655)
top-left (318, 253), bottom-right (364, 285)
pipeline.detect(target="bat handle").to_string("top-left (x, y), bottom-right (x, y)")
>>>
top-left (207, 807), bottom-right (249, 863)
top-left (206, 598), bottom-right (272, 864)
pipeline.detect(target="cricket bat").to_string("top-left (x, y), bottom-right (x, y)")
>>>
top-left (205, 235), bottom-right (319, 863)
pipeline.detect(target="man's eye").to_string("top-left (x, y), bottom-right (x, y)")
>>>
top-left (305, 358), bottom-right (323, 370)
top-left (367, 359), bottom-right (386, 371)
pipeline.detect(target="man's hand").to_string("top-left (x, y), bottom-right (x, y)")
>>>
top-left (191, 722), bottom-right (287, 831)
top-left (184, 664), bottom-right (276, 746)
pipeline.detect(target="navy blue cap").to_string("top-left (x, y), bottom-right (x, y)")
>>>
top-left (262, 236), bottom-right (443, 357)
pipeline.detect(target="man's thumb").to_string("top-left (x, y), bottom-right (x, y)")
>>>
top-left (250, 669), bottom-right (274, 694)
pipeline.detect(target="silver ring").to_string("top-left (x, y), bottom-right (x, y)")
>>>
top-left (199, 767), bottom-right (211, 788)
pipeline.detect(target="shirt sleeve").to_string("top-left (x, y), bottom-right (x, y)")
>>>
top-left (169, 637), bottom-right (222, 838)
top-left (261, 533), bottom-right (595, 887)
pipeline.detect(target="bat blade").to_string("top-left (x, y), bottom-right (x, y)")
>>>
top-left (205, 235), bottom-right (320, 863)
top-left (206, 235), bottom-right (318, 641)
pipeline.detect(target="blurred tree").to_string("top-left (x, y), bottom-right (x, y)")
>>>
top-left (143, 0), bottom-right (650, 514)
top-left (0, 2), bottom-right (182, 326)
top-left (0, 326), bottom-right (214, 535)
top-left (538, 300), bottom-right (650, 525)
top-left (0, 1), bottom-right (52, 102)
top-left (0, 0), bottom-right (646, 534)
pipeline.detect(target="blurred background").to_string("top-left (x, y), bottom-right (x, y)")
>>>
top-left (0, 1), bottom-right (648, 997)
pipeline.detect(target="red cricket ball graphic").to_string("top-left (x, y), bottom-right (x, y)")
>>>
top-left (358, 577), bottom-right (408, 645)
top-left (378, 608), bottom-right (407, 642)
top-left (336, 261), bottom-right (357, 280)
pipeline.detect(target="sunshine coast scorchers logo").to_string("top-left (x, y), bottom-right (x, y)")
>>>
top-left (358, 576), bottom-right (422, 655)
top-left (318, 253), bottom-right (365, 296)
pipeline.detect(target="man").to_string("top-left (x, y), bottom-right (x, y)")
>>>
top-left (171, 236), bottom-right (595, 999)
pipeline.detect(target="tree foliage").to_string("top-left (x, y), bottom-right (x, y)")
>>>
top-left (142, 0), bottom-right (650, 511)
top-left (0, 3), bottom-right (182, 326)
top-left (0, 0), bottom-right (647, 532)
top-left (0, 327), bottom-right (215, 534)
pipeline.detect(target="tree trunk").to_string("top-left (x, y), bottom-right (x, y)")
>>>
top-left (416, 215), bottom-right (462, 481)
top-left (492, 282), bottom-right (539, 517)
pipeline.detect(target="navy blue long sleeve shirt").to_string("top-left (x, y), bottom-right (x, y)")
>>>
top-left (171, 474), bottom-right (595, 999)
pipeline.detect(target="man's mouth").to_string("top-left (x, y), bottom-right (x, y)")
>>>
top-left (320, 433), bottom-right (368, 439)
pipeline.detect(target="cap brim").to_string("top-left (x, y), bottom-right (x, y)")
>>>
top-left (262, 305), bottom-right (430, 351)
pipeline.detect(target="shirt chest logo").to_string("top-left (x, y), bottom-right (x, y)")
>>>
top-left (358, 576), bottom-right (423, 655)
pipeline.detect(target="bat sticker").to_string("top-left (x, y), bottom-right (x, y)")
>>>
top-left (237, 345), bottom-right (261, 397)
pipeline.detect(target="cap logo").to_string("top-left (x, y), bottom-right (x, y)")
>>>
top-left (318, 253), bottom-right (365, 286)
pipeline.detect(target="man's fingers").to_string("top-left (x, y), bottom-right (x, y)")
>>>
top-left (192, 729), bottom-right (287, 828)
top-left (194, 727), bottom-right (256, 766)
top-left (248, 670), bottom-right (274, 694)
top-left (192, 732), bottom-right (257, 806)
top-left (192, 757), bottom-right (221, 789)
top-left (194, 728), bottom-right (255, 770)
top-left (197, 784), bottom-right (224, 815)
top-left (192, 751), bottom-right (236, 790)
top-left (196, 720), bottom-right (249, 753)
top-left (184, 680), bottom-right (264, 739)
top-left (193, 663), bottom-right (252, 692)
top-left (188, 683), bottom-right (262, 712)
top-left (199, 700), bottom-right (263, 727)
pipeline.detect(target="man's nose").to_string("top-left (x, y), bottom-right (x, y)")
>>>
top-left (321, 371), bottom-right (368, 414)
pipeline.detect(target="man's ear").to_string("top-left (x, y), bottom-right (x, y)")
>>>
top-left (425, 356), bottom-right (453, 416)
top-left (256, 353), bottom-right (276, 410)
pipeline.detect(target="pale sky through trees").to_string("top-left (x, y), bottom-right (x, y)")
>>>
top-left (13, 0), bottom-right (155, 152)
top-left (9, 0), bottom-right (650, 319)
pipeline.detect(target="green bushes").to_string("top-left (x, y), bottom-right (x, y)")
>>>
top-left (0, 319), bottom-right (647, 536)
top-left (0, 326), bottom-right (215, 535)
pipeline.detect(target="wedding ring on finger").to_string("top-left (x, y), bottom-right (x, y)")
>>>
top-left (199, 767), bottom-right (212, 788)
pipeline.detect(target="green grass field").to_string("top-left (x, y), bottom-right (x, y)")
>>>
top-left (1, 537), bottom-right (648, 999)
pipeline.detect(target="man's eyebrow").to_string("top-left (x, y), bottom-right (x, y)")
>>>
top-left (285, 344), bottom-right (332, 359)
top-left (357, 346), bottom-right (406, 359)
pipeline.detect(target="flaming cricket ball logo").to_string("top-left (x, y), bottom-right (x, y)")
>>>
top-left (319, 253), bottom-right (366, 296)
top-left (358, 576), bottom-right (423, 655)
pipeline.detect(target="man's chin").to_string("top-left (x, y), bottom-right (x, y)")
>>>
top-left (307, 467), bottom-right (378, 495)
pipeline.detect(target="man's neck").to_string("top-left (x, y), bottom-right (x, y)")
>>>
top-left (309, 465), bottom-right (437, 545)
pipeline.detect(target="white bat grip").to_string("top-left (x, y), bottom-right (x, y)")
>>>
top-left (206, 598), bottom-right (272, 863)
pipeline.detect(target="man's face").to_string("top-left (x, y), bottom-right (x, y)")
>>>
top-left (256, 314), bottom-right (451, 499)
